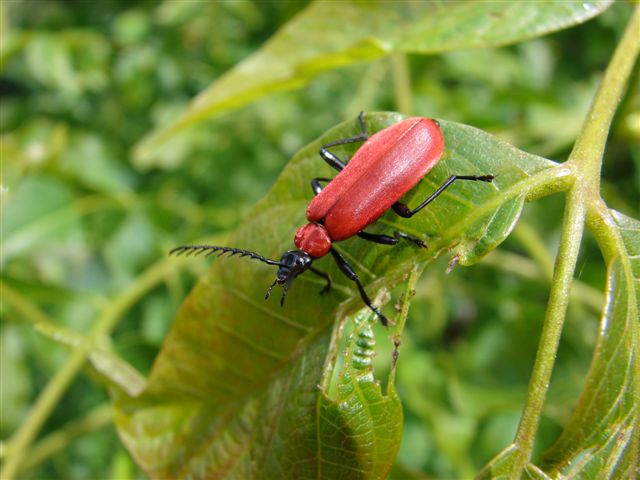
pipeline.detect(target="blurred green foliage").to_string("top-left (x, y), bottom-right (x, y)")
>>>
top-left (1, 1), bottom-right (637, 479)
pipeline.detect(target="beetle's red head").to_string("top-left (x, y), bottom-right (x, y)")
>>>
top-left (265, 249), bottom-right (313, 306)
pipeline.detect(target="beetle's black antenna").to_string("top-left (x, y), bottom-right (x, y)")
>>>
top-left (170, 245), bottom-right (282, 266)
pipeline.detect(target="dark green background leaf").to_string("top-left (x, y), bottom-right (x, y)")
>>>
top-left (134, 0), bottom-right (612, 162)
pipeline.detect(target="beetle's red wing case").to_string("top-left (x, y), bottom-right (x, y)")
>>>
top-left (307, 117), bottom-right (444, 240)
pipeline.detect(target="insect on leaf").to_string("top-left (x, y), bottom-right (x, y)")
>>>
top-left (114, 112), bottom-right (562, 478)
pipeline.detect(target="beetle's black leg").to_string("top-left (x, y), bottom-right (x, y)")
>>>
top-left (393, 174), bottom-right (495, 218)
top-left (309, 266), bottom-right (332, 294)
top-left (358, 230), bottom-right (427, 248)
top-left (311, 177), bottom-right (332, 195)
top-left (319, 111), bottom-right (369, 172)
top-left (329, 248), bottom-right (388, 326)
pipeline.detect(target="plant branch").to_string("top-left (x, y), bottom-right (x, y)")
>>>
top-left (567, 3), bottom-right (640, 191)
top-left (481, 250), bottom-right (604, 314)
top-left (19, 404), bottom-right (113, 474)
top-left (511, 191), bottom-right (586, 476)
top-left (509, 4), bottom-right (640, 475)
top-left (388, 264), bottom-right (420, 387)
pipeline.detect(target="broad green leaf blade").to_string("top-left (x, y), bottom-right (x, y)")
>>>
top-left (452, 195), bottom-right (525, 266)
top-left (133, 0), bottom-right (612, 163)
top-left (115, 326), bottom-right (335, 479)
top-left (318, 316), bottom-right (403, 479)
top-left (114, 113), bottom-right (560, 478)
top-left (539, 210), bottom-right (640, 477)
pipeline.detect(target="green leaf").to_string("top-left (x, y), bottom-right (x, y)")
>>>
top-left (539, 210), bottom-right (640, 477)
top-left (318, 315), bottom-right (404, 479)
top-left (23, 30), bottom-right (110, 95)
top-left (114, 113), bottom-right (561, 478)
top-left (133, 0), bottom-right (612, 163)
top-left (1, 175), bottom-right (84, 266)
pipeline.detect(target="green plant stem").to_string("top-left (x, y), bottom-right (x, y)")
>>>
top-left (567, 3), bottom-right (640, 189)
top-left (391, 52), bottom-right (413, 115)
top-left (0, 258), bottom-right (173, 480)
top-left (0, 281), bottom-right (56, 327)
top-left (388, 265), bottom-right (420, 387)
top-left (510, 190), bottom-right (586, 477)
top-left (20, 404), bottom-right (113, 474)
top-left (1, 349), bottom-right (91, 480)
top-left (1, 282), bottom-right (95, 348)
top-left (481, 250), bottom-right (604, 314)
top-left (510, 4), bottom-right (640, 475)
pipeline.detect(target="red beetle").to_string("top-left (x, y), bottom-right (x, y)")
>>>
top-left (172, 113), bottom-right (493, 325)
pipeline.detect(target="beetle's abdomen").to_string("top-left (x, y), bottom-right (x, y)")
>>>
top-left (307, 117), bottom-right (444, 241)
